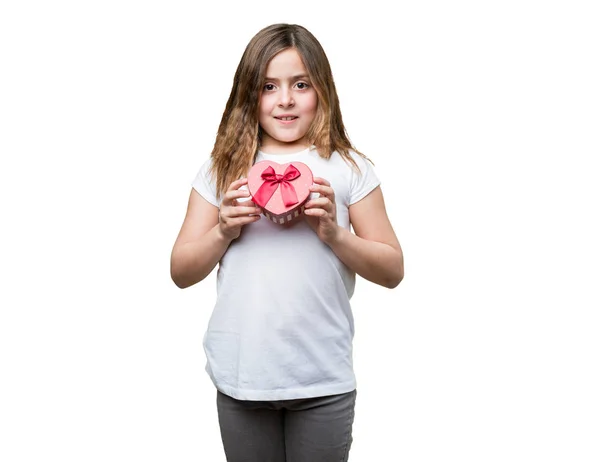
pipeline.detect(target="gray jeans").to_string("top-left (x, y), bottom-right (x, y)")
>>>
top-left (216, 389), bottom-right (357, 462)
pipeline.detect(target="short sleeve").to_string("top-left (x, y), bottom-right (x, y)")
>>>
top-left (348, 153), bottom-right (381, 205)
top-left (191, 158), bottom-right (220, 207)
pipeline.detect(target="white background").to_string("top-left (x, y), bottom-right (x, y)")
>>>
top-left (1, 0), bottom-right (599, 460)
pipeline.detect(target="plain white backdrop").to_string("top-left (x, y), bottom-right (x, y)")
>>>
top-left (1, 0), bottom-right (599, 460)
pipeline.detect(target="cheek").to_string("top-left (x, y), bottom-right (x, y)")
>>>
top-left (304, 93), bottom-right (318, 115)
top-left (259, 96), bottom-right (274, 116)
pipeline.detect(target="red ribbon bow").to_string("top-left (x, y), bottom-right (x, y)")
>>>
top-left (253, 164), bottom-right (301, 208)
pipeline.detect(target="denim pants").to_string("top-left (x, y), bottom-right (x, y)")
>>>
top-left (216, 389), bottom-right (357, 462)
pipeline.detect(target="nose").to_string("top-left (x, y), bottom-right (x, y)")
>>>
top-left (278, 87), bottom-right (294, 107)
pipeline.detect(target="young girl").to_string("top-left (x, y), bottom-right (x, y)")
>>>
top-left (171, 23), bottom-right (403, 462)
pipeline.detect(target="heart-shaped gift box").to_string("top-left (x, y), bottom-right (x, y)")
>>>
top-left (247, 160), bottom-right (313, 224)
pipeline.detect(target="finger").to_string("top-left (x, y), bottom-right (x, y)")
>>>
top-left (304, 197), bottom-right (333, 210)
top-left (312, 177), bottom-right (331, 187)
top-left (222, 189), bottom-right (251, 205)
top-left (220, 204), bottom-right (262, 219)
top-left (309, 183), bottom-right (335, 199)
top-left (229, 205), bottom-right (263, 217)
top-left (227, 178), bottom-right (249, 191)
top-left (227, 215), bottom-right (261, 227)
top-left (304, 208), bottom-right (327, 217)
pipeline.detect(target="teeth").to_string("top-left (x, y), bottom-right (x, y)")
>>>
top-left (279, 116), bottom-right (296, 121)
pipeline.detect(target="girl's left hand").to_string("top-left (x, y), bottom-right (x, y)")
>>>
top-left (304, 177), bottom-right (340, 245)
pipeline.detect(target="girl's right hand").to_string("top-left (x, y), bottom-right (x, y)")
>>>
top-left (218, 178), bottom-right (261, 241)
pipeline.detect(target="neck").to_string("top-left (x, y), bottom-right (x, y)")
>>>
top-left (259, 137), bottom-right (311, 155)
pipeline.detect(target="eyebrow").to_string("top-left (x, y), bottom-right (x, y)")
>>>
top-left (264, 74), bottom-right (310, 82)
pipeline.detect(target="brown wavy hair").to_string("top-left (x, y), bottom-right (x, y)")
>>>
top-left (209, 23), bottom-right (368, 198)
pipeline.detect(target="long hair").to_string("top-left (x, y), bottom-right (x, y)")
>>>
top-left (209, 23), bottom-right (367, 198)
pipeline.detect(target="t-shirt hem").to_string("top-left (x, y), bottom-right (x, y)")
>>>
top-left (349, 180), bottom-right (381, 205)
top-left (191, 183), bottom-right (219, 207)
top-left (209, 376), bottom-right (357, 401)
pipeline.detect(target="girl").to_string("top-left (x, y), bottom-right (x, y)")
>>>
top-left (171, 23), bottom-right (403, 462)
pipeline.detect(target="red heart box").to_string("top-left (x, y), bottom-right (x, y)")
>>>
top-left (247, 160), bottom-right (313, 224)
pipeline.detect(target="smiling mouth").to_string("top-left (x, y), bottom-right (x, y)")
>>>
top-left (275, 116), bottom-right (298, 121)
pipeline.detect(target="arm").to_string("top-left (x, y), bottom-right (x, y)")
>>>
top-left (305, 179), bottom-right (404, 289)
top-left (170, 179), bottom-right (261, 289)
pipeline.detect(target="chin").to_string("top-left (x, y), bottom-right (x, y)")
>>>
top-left (269, 133), bottom-right (304, 144)
top-left (278, 136), bottom-right (303, 144)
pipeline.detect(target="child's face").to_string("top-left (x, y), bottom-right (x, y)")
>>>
top-left (259, 48), bottom-right (318, 153)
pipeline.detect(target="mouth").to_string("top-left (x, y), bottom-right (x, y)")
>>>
top-left (274, 116), bottom-right (298, 121)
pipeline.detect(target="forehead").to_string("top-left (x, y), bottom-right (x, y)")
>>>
top-left (265, 48), bottom-right (307, 77)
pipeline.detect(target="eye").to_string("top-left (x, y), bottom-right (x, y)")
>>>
top-left (296, 82), bottom-right (310, 90)
top-left (263, 83), bottom-right (276, 91)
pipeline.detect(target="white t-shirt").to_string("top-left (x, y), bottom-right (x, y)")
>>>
top-left (192, 146), bottom-right (380, 400)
